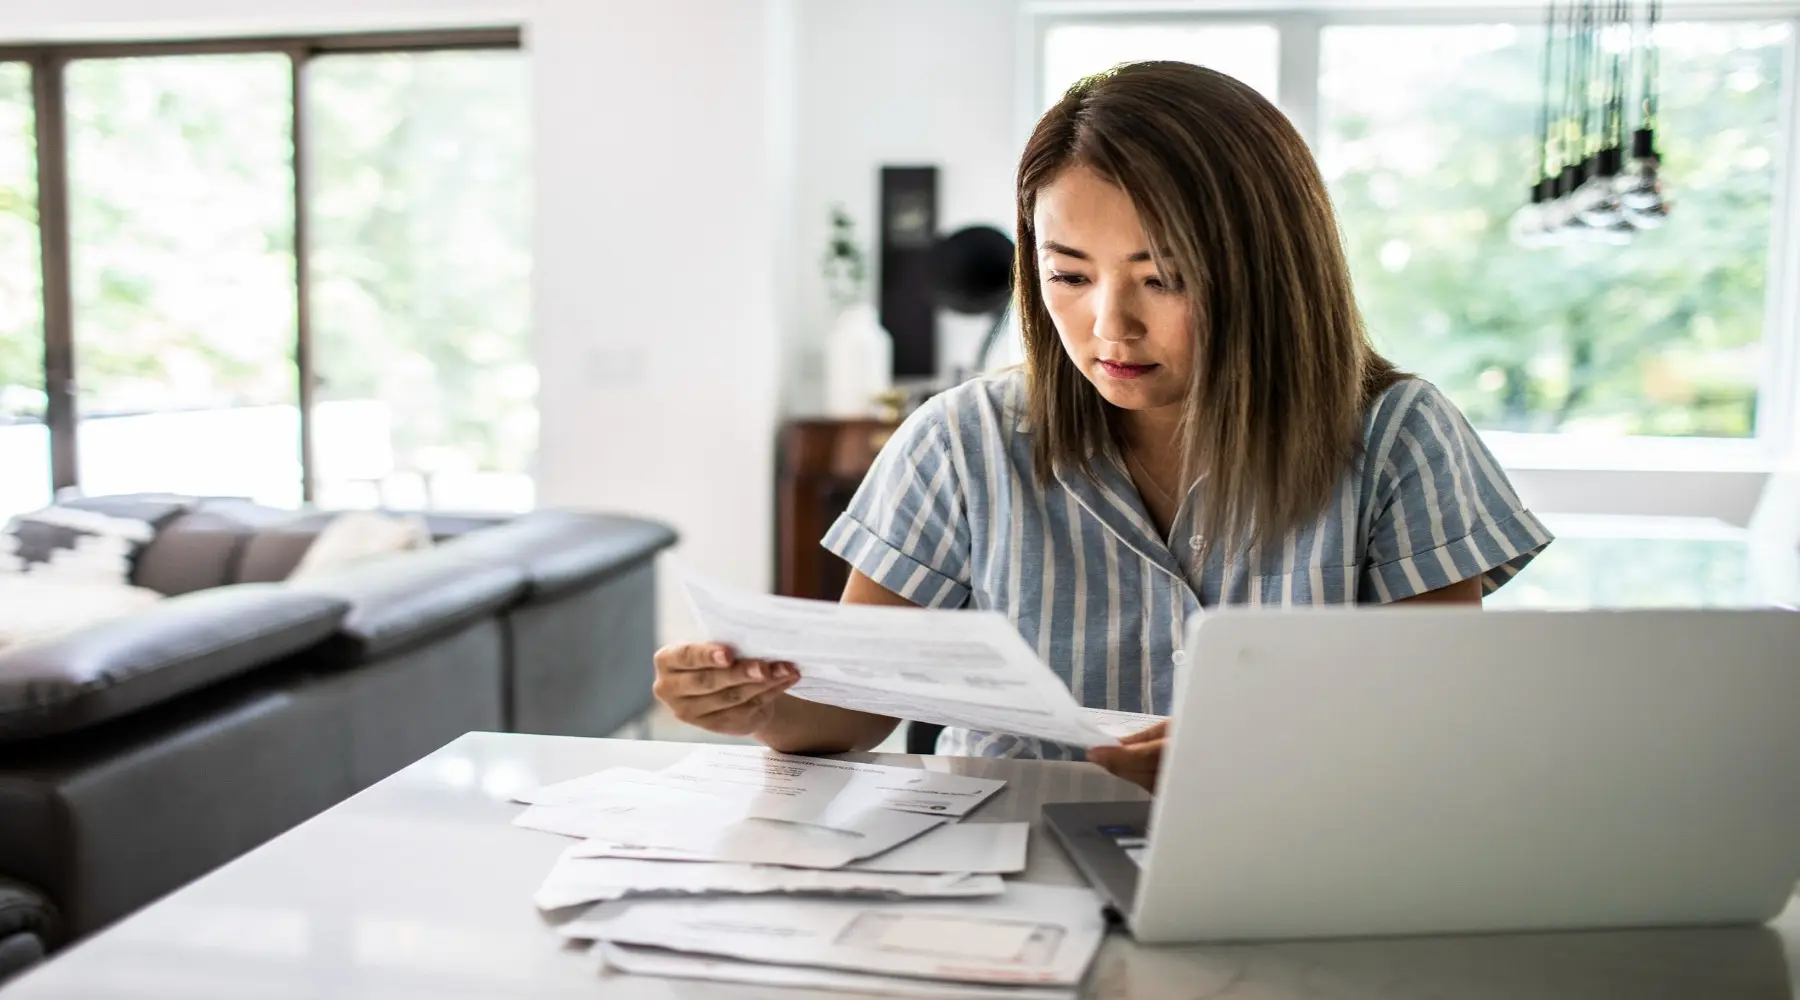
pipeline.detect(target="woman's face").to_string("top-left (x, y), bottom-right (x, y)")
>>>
top-left (1033, 164), bottom-right (1194, 420)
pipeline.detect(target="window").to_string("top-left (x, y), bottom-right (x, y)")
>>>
top-left (0, 29), bottom-right (531, 512)
top-left (1322, 22), bottom-right (1789, 438)
top-left (308, 50), bottom-right (533, 511)
top-left (1035, 12), bottom-right (1798, 452)
top-left (0, 61), bottom-right (45, 520)
top-left (67, 54), bottom-right (300, 503)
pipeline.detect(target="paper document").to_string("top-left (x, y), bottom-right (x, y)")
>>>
top-left (517, 748), bottom-right (1003, 819)
top-left (656, 746), bottom-right (1006, 818)
top-left (849, 821), bottom-right (1029, 874)
top-left (572, 820), bottom-right (1030, 875)
top-left (1080, 708), bottom-right (1166, 740)
top-left (683, 572), bottom-right (1117, 748)
top-left (535, 855), bottom-right (1001, 910)
top-left (562, 882), bottom-right (1106, 987)
top-left (516, 796), bottom-right (946, 869)
top-left (598, 941), bottom-right (1075, 1000)
top-left (513, 766), bottom-right (745, 810)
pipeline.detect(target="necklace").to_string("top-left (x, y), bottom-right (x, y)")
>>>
top-left (1125, 448), bottom-right (1178, 506)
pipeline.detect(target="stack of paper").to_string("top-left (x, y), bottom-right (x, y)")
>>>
top-left (512, 746), bottom-right (1022, 902)
top-left (511, 745), bottom-right (1105, 996)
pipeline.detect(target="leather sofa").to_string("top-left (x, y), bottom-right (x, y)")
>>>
top-left (0, 500), bottom-right (675, 979)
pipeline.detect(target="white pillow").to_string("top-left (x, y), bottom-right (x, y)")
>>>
top-left (287, 512), bottom-right (433, 580)
top-left (0, 577), bottom-right (165, 652)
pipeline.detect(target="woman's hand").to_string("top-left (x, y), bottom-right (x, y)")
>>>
top-left (652, 643), bottom-right (800, 737)
top-left (1087, 720), bottom-right (1167, 793)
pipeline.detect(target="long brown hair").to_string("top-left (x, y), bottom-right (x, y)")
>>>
top-left (1017, 61), bottom-right (1402, 556)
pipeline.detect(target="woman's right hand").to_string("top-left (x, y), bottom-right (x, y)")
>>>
top-left (652, 643), bottom-right (800, 737)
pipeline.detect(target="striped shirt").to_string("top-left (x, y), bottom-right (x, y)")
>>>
top-left (822, 370), bottom-right (1553, 759)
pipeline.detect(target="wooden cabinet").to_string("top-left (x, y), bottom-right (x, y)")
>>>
top-left (775, 415), bottom-right (947, 753)
top-left (775, 418), bottom-right (896, 599)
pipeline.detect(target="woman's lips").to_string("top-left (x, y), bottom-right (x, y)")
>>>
top-left (1099, 360), bottom-right (1159, 380)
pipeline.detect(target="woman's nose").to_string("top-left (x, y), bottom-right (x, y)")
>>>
top-left (1091, 286), bottom-right (1144, 344)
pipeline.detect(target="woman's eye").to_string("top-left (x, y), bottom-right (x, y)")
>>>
top-left (1147, 275), bottom-right (1185, 292)
top-left (1046, 272), bottom-right (1089, 287)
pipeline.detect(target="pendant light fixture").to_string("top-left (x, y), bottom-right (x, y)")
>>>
top-left (1618, 0), bottom-right (1669, 227)
top-left (1508, 0), bottom-right (1561, 247)
top-left (1515, 0), bottom-right (1670, 247)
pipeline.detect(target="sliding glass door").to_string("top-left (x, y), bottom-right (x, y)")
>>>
top-left (0, 29), bottom-right (529, 513)
top-left (0, 61), bottom-right (47, 519)
top-left (65, 53), bottom-right (301, 504)
top-left (307, 48), bottom-right (533, 511)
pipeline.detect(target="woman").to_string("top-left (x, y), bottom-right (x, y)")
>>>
top-left (652, 61), bottom-right (1551, 791)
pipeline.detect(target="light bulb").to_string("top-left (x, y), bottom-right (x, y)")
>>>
top-left (1508, 203), bottom-right (1540, 243)
top-left (1623, 198), bottom-right (1670, 230)
top-left (1576, 147), bottom-right (1627, 227)
top-left (1575, 179), bottom-right (1625, 227)
top-left (1617, 127), bottom-right (1663, 211)
top-left (1542, 165), bottom-right (1584, 239)
top-left (1510, 179), bottom-right (1559, 249)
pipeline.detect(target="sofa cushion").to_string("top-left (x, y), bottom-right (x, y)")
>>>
top-left (235, 526), bottom-right (327, 585)
top-left (0, 579), bottom-right (165, 652)
top-left (133, 502), bottom-right (296, 596)
top-left (0, 585), bottom-right (350, 741)
top-left (0, 876), bottom-right (60, 982)
top-left (236, 511), bottom-right (507, 584)
top-left (288, 512), bottom-right (433, 580)
top-left (287, 549), bottom-right (526, 660)
top-left (443, 510), bottom-right (677, 601)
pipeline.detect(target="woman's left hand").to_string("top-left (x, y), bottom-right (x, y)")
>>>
top-left (1087, 720), bottom-right (1167, 793)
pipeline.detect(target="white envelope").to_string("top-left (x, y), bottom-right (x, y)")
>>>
top-left (599, 941), bottom-right (1076, 1000)
top-left (567, 821), bottom-right (1029, 875)
top-left (515, 798), bottom-right (947, 869)
top-left (850, 821), bottom-right (1030, 874)
top-left (535, 855), bottom-right (1002, 910)
top-left (656, 745), bottom-right (1008, 818)
top-left (562, 882), bottom-right (1107, 987)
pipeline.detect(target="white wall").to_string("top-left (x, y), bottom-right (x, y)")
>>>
top-left (787, 0), bottom-right (1021, 411)
top-left (530, 0), bottom-right (788, 639)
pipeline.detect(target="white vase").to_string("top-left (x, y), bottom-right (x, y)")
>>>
top-left (824, 302), bottom-right (893, 417)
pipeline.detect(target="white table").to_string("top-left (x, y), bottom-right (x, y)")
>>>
top-left (5, 733), bottom-right (1798, 999)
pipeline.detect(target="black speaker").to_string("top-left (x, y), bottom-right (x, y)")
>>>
top-left (878, 166), bottom-right (938, 379)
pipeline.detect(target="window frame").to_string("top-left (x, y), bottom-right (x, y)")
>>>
top-left (1022, 2), bottom-right (1800, 476)
top-left (0, 27), bottom-right (522, 504)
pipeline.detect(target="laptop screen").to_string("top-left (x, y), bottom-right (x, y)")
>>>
top-left (1098, 823), bottom-right (1149, 868)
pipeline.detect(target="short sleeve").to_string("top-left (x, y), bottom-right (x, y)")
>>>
top-left (821, 399), bottom-right (972, 608)
top-left (1361, 382), bottom-right (1553, 601)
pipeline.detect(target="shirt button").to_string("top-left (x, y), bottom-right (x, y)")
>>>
top-left (1189, 534), bottom-right (1204, 550)
top-left (1172, 650), bottom-right (1187, 666)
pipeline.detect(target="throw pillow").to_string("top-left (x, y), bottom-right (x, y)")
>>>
top-left (0, 503), bottom-right (171, 586)
top-left (0, 577), bottom-right (165, 652)
top-left (286, 511), bottom-right (433, 580)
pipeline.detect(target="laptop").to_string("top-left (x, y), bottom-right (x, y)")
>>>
top-left (1044, 607), bottom-right (1800, 944)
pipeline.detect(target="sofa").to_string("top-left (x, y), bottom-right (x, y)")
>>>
top-left (0, 499), bottom-right (675, 979)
